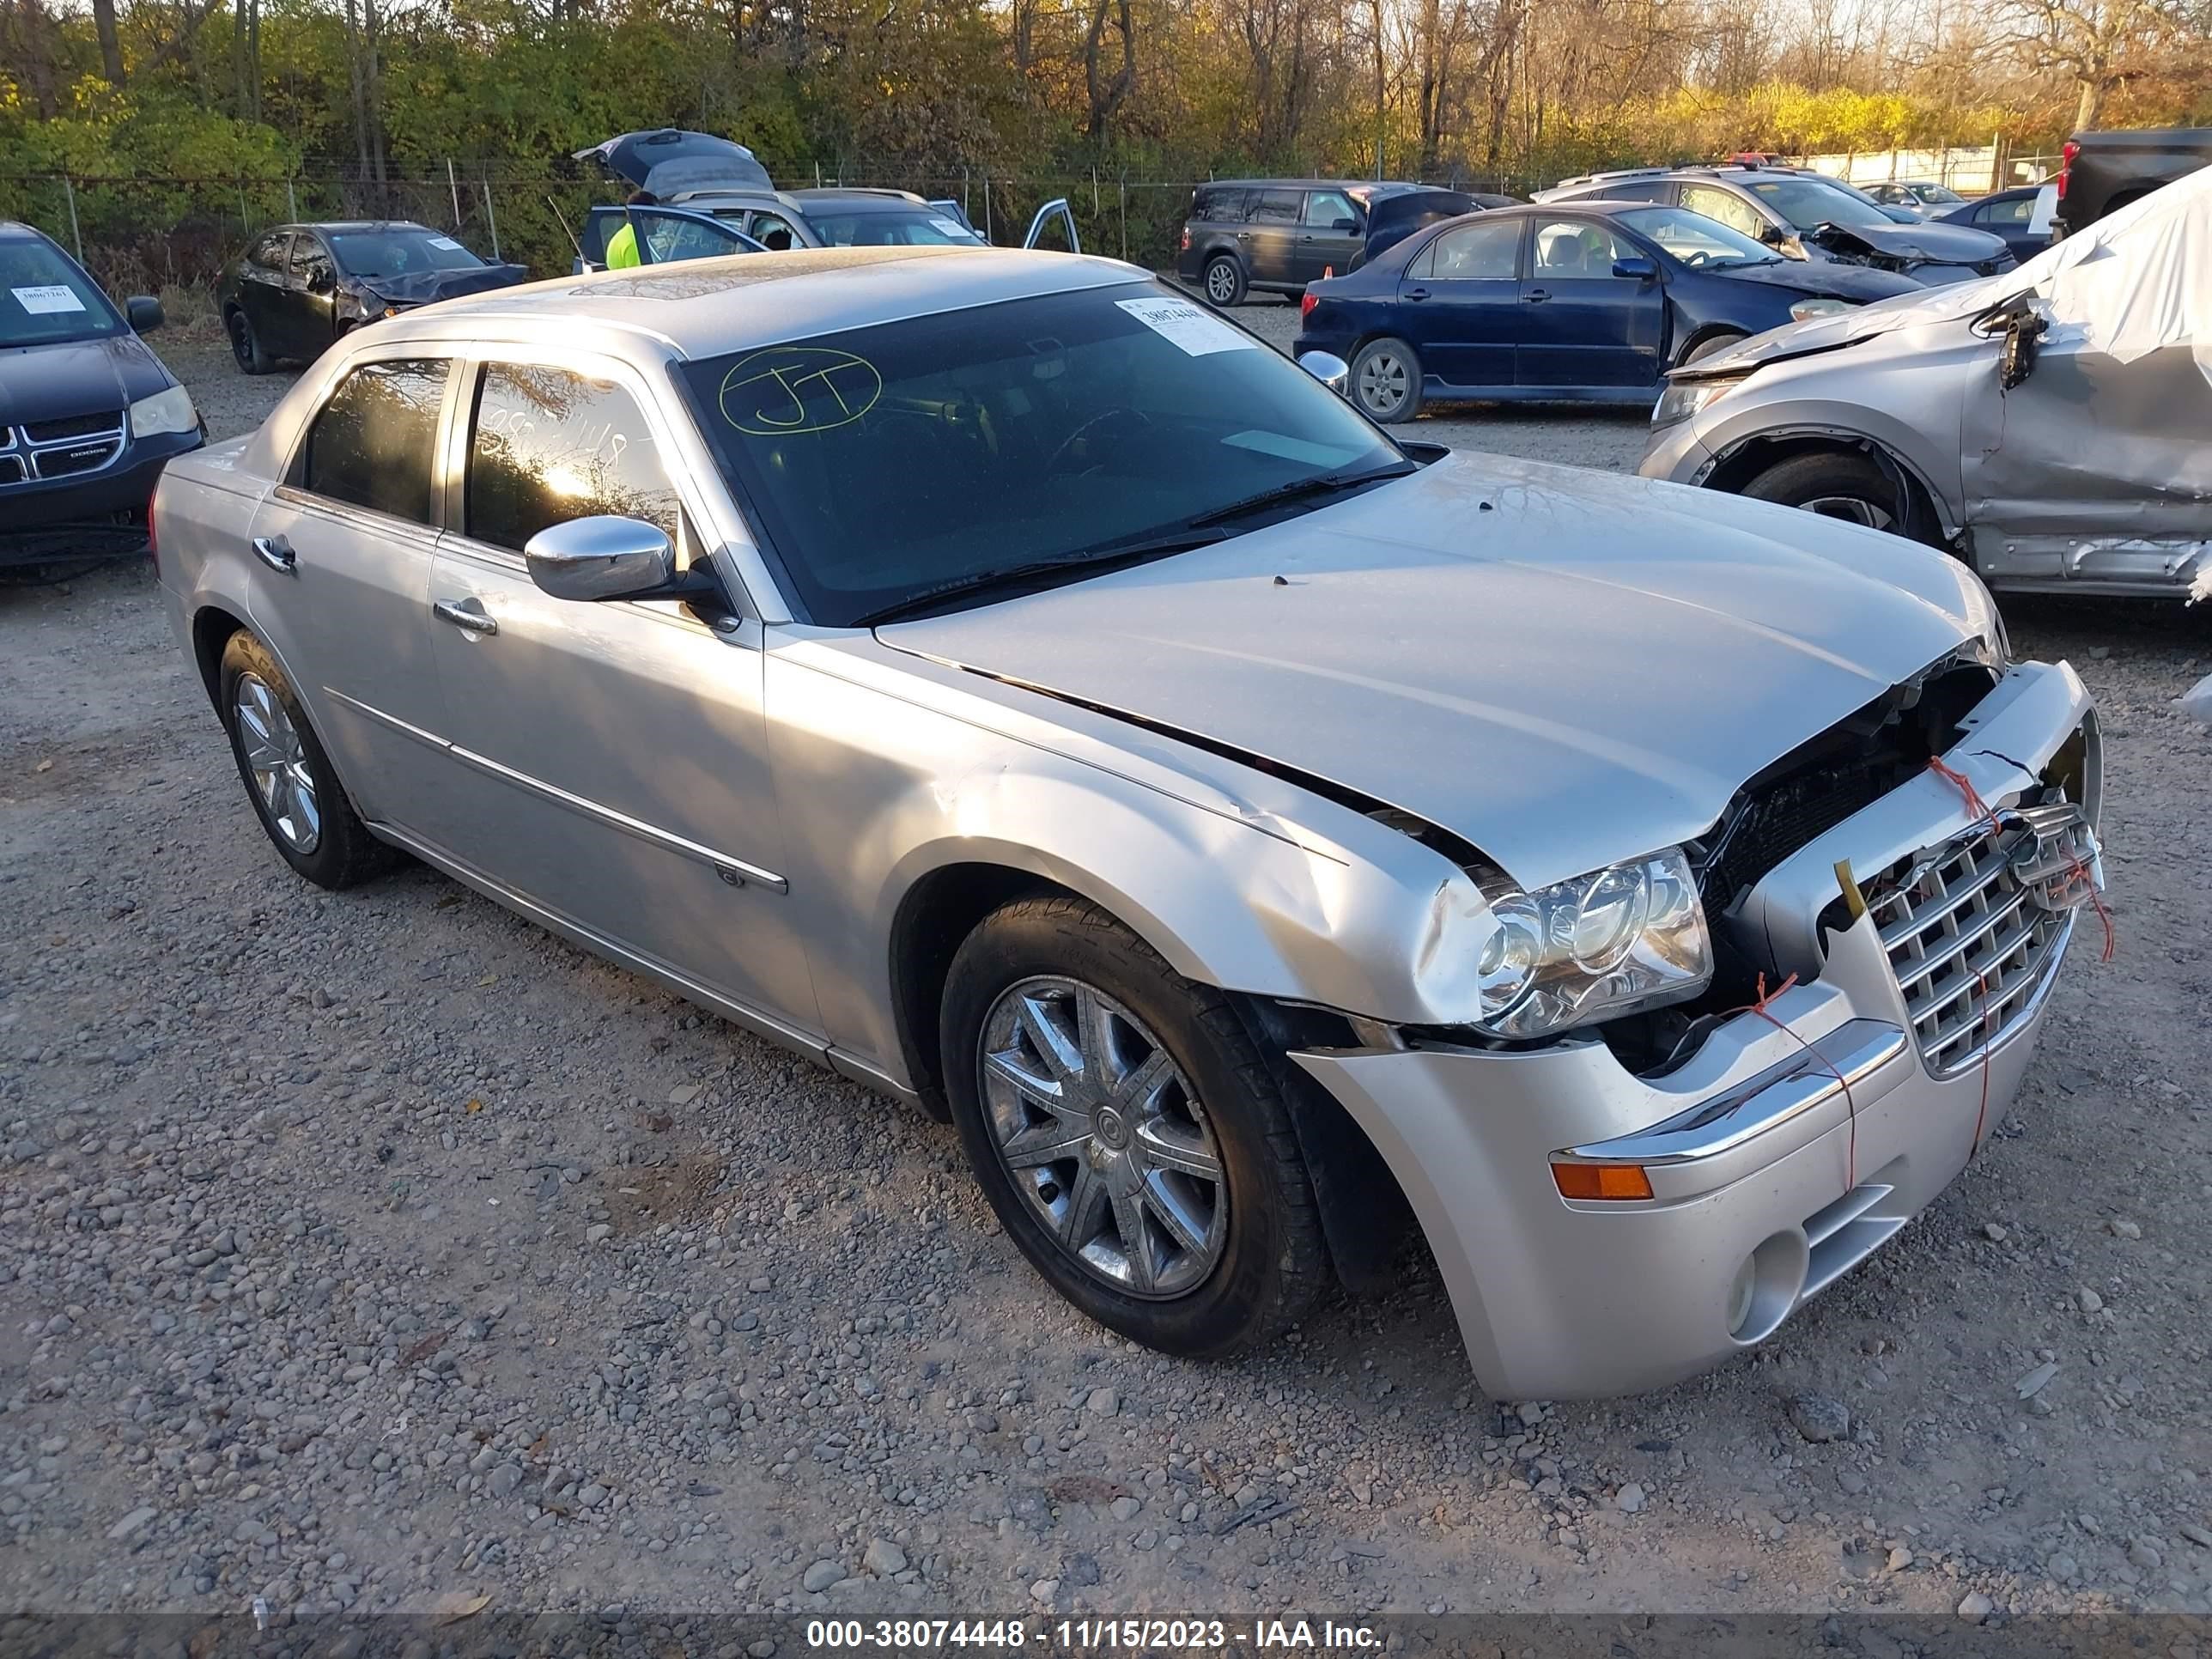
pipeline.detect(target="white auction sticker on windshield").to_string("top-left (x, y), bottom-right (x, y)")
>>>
top-left (1116, 296), bottom-right (1258, 356)
top-left (11, 284), bottom-right (86, 314)
top-left (928, 218), bottom-right (975, 239)
top-left (428, 236), bottom-right (464, 251)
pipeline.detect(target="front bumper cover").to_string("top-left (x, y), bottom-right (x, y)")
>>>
top-left (1294, 659), bottom-right (2099, 1400)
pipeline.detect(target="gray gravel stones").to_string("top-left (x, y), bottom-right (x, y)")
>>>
top-left (802, 1560), bottom-right (842, 1593)
top-left (1785, 1393), bottom-right (1851, 1444)
top-left (862, 1538), bottom-right (906, 1576)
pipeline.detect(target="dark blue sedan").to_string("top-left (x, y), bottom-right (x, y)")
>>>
top-left (1930, 185), bottom-right (2055, 265)
top-left (1291, 200), bottom-right (1920, 422)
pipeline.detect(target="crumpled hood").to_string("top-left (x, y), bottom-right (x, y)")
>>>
top-left (0, 331), bottom-right (173, 425)
top-left (1722, 258), bottom-right (1922, 303)
top-left (1807, 217), bottom-right (2007, 267)
top-left (363, 264), bottom-right (530, 307)
top-left (878, 453), bottom-right (1993, 890)
top-left (1672, 273), bottom-right (2014, 379)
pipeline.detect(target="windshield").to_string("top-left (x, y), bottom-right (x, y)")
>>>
top-left (803, 208), bottom-right (985, 247)
top-left (1748, 179), bottom-right (1896, 231)
top-left (1915, 184), bottom-right (1963, 204)
top-left (1614, 206), bottom-right (1780, 268)
top-left (329, 231), bottom-right (484, 278)
top-left (0, 237), bottom-right (124, 348)
top-left (679, 282), bottom-right (1405, 625)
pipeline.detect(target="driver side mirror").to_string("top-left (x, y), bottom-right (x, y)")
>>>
top-left (1331, 216), bottom-right (1360, 234)
top-left (125, 295), bottom-right (165, 332)
top-left (1757, 224), bottom-right (1789, 247)
top-left (1296, 350), bottom-right (1350, 398)
top-left (1612, 256), bottom-right (1657, 281)
top-left (308, 267), bottom-right (336, 295)
top-left (525, 515), bottom-right (724, 607)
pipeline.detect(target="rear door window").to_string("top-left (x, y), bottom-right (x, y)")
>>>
top-left (465, 362), bottom-right (681, 552)
top-left (1249, 190), bottom-right (1302, 225)
top-left (1680, 184), bottom-right (1767, 240)
top-left (1194, 187), bottom-right (1249, 222)
top-left (247, 231), bottom-right (292, 270)
top-left (297, 359), bottom-right (450, 524)
top-left (1304, 190), bottom-right (1358, 228)
top-left (1416, 218), bottom-right (1522, 278)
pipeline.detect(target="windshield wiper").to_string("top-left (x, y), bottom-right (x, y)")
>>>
top-left (852, 532), bottom-right (1225, 628)
top-left (1186, 462), bottom-right (1416, 529)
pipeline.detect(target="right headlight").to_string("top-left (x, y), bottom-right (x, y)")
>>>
top-left (1789, 296), bottom-right (1855, 322)
top-left (1651, 377), bottom-right (1743, 428)
top-left (1471, 848), bottom-right (1712, 1040)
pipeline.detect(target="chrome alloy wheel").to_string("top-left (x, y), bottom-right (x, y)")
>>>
top-left (233, 672), bottom-right (321, 854)
top-left (1355, 349), bottom-right (1411, 417)
top-left (978, 975), bottom-right (1229, 1299)
top-left (1206, 260), bottom-right (1240, 304)
top-left (1799, 494), bottom-right (1895, 531)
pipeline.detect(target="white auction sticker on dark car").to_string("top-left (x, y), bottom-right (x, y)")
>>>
top-left (1116, 296), bottom-right (1257, 356)
top-left (11, 285), bottom-right (86, 314)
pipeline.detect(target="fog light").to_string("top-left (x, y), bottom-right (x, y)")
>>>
top-left (1727, 1255), bottom-right (1759, 1336)
top-left (1551, 1162), bottom-right (1653, 1201)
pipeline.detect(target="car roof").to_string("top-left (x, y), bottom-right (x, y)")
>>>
top-left (787, 188), bottom-right (933, 209)
top-left (1201, 179), bottom-right (1412, 191)
top-left (0, 219), bottom-right (64, 245)
top-left (278, 221), bottom-right (438, 235)
top-left (386, 245), bottom-right (1145, 356)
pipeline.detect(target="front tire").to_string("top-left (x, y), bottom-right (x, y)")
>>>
top-left (940, 895), bottom-right (1328, 1358)
top-left (1203, 254), bottom-right (1247, 307)
top-left (1350, 337), bottom-right (1425, 423)
top-left (218, 630), bottom-right (397, 890)
top-left (1680, 330), bottom-right (1746, 366)
top-left (1742, 450), bottom-right (1905, 533)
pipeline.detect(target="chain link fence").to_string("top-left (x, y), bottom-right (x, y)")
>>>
top-left (1, 157), bottom-right (1541, 300)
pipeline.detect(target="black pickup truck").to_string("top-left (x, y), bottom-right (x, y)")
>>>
top-left (2054, 127), bottom-right (2212, 237)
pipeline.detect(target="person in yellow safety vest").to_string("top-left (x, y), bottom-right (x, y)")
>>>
top-left (604, 190), bottom-right (658, 270)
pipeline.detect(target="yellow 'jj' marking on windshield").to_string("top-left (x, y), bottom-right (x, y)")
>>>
top-left (719, 347), bottom-right (884, 436)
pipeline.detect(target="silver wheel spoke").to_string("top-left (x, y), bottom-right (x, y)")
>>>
top-left (983, 1044), bottom-right (1075, 1114)
top-left (1018, 994), bottom-right (1085, 1087)
top-left (233, 672), bottom-right (322, 855)
top-left (1110, 1189), bottom-right (1157, 1291)
top-left (1059, 1158), bottom-right (1108, 1248)
top-left (1136, 1119), bottom-right (1221, 1181)
top-left (1000, 1121), bottom-right (1091, 1170)
top-left (1142, 1174), bottom-right (1211, 1255)
top-left (1111, 1048), bottom-right (1172, 1111)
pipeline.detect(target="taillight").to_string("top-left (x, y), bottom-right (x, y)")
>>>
top-left (1179, 228), bottom-right (1191, 252)
top-left (2057, 139), bottom-right (2078, 199)
top-left (1300, 290), bottom-right (1319, 319)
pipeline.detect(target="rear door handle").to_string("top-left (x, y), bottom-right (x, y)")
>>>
top-left (251, 535), bottom-right (295, 574)
top-left (1523, 288), bottom-right (1551, 303)
top-left (1403, 286), bottom-right (1431, 301)
top-left (434, 597), bottom-right (499, 636)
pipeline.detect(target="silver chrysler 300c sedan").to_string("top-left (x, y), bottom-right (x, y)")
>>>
top-left (153, 246), bottom-right (2105, 1398)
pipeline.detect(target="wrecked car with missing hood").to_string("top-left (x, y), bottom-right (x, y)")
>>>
top-left (151, 246), bottom-right (2104, 1398)
top-left (1644, 164), bottom-right (2212, 599)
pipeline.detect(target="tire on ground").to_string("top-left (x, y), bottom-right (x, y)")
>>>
top-left (218, 629), bottom-right (398, 890)
top-left (227, 308), bottom-right (272, 375)
top-left (1203, 255), bottom-right (1247, 307)
top-left (939, 893), bottom-right (1329, 1359)
top-left (1348, 336), bottom-right (1425, 423)
top-left (1741, 449), bottom-right (1906, 532)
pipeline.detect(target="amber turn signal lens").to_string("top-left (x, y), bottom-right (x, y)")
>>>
top-left (1551, 1162), bottom-right (1654, 1201)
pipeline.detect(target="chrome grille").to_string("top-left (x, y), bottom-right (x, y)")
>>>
top-left (1865, 807), bottom-right (2090, 1077)
top-left (0, 414), bottom-right (125, 489)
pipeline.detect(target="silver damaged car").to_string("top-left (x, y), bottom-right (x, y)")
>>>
top-left (153, 246), bottom-right (2106, 1397)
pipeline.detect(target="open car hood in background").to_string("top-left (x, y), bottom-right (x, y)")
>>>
top-left (1361, 189), bottom-right (1482, 264)
top-left (574, 130), bottom-right (774, 198)
top-left (364, 264), bottom-right (531, 307)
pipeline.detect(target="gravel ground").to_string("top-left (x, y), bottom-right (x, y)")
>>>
top-left (2, 327), bottom-right (2209, 1628)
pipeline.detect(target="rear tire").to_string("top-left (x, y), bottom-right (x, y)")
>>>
top-left (1742, 451), bottom-right (1905, 533)
top-left (226, 307), bottom-right (271, 375)
top-left (1203, 254), bottom-right (1247, 307)
top-left (939, 895), bottom-right (1328, 1359)
top-left (218, 630), bottom-right (398, 890)
top-left (1349, 337), bottom-right (1425, 423)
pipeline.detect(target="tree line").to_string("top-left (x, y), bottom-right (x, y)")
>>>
top-left (3, 0), bottom-right (2205, 286)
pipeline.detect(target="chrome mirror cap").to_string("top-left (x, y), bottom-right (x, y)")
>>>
top-left (1296, 350), bottom-right (1351, 398)
top-left (524, 515), bottom-right (678, 603)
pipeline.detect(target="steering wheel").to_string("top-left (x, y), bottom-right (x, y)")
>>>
top-left (1047, 406), bottom-right (1153, 474)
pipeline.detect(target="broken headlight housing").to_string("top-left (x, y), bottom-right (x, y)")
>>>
top-left (1471, 849), bottom-right (1713, 1040)
top-left (1789, 296), bottom-right (1853, 322)
top-left (1651, 377), bottom-right (1742, 428)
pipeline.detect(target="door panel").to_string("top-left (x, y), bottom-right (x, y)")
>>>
top-left (1245, 189), bottom-right (1303, 286)
top-left (1964, 333), bottom-right (2212, 591)
top-left (629, 209), bottom-right (757, 264)
top-left (1516, 219), bottom-right (1665, 389)
top-left (1402, 218), bottom-right (1522, 388)
top-left (1297, 188), bottom-right (1364, 283)
top-left (419, 356), bottom-right (816, 1027)
top-left (239, 232), bottom-right (293, 351)
top-left (247, 356), bottom-right (456, 830)
top-left (279, 236), bottom-right (336, 360)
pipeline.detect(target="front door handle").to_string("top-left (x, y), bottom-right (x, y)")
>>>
top-left (1403, 286), bottom-right (1431, 301)
top-left (251, 535), bottom-right (295, 574)
top-left (1523, 288), bottom-right (1551, 303)
top-left (434, 597), bottom-right (499, 636)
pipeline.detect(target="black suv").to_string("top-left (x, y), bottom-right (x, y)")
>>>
top-left (1535, 164), bottom-right (2014, 284)
top-left (1, 220), bottom-right (201, 568)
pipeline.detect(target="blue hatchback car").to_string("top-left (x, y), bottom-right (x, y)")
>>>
top-left (1292, 200), bottom-right (1921, 422)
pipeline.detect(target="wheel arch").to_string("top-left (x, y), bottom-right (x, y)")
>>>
top-left (1703, 428), bottom-right (1954, 546)
top-left (191, 602), bottom-right (252, 707)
